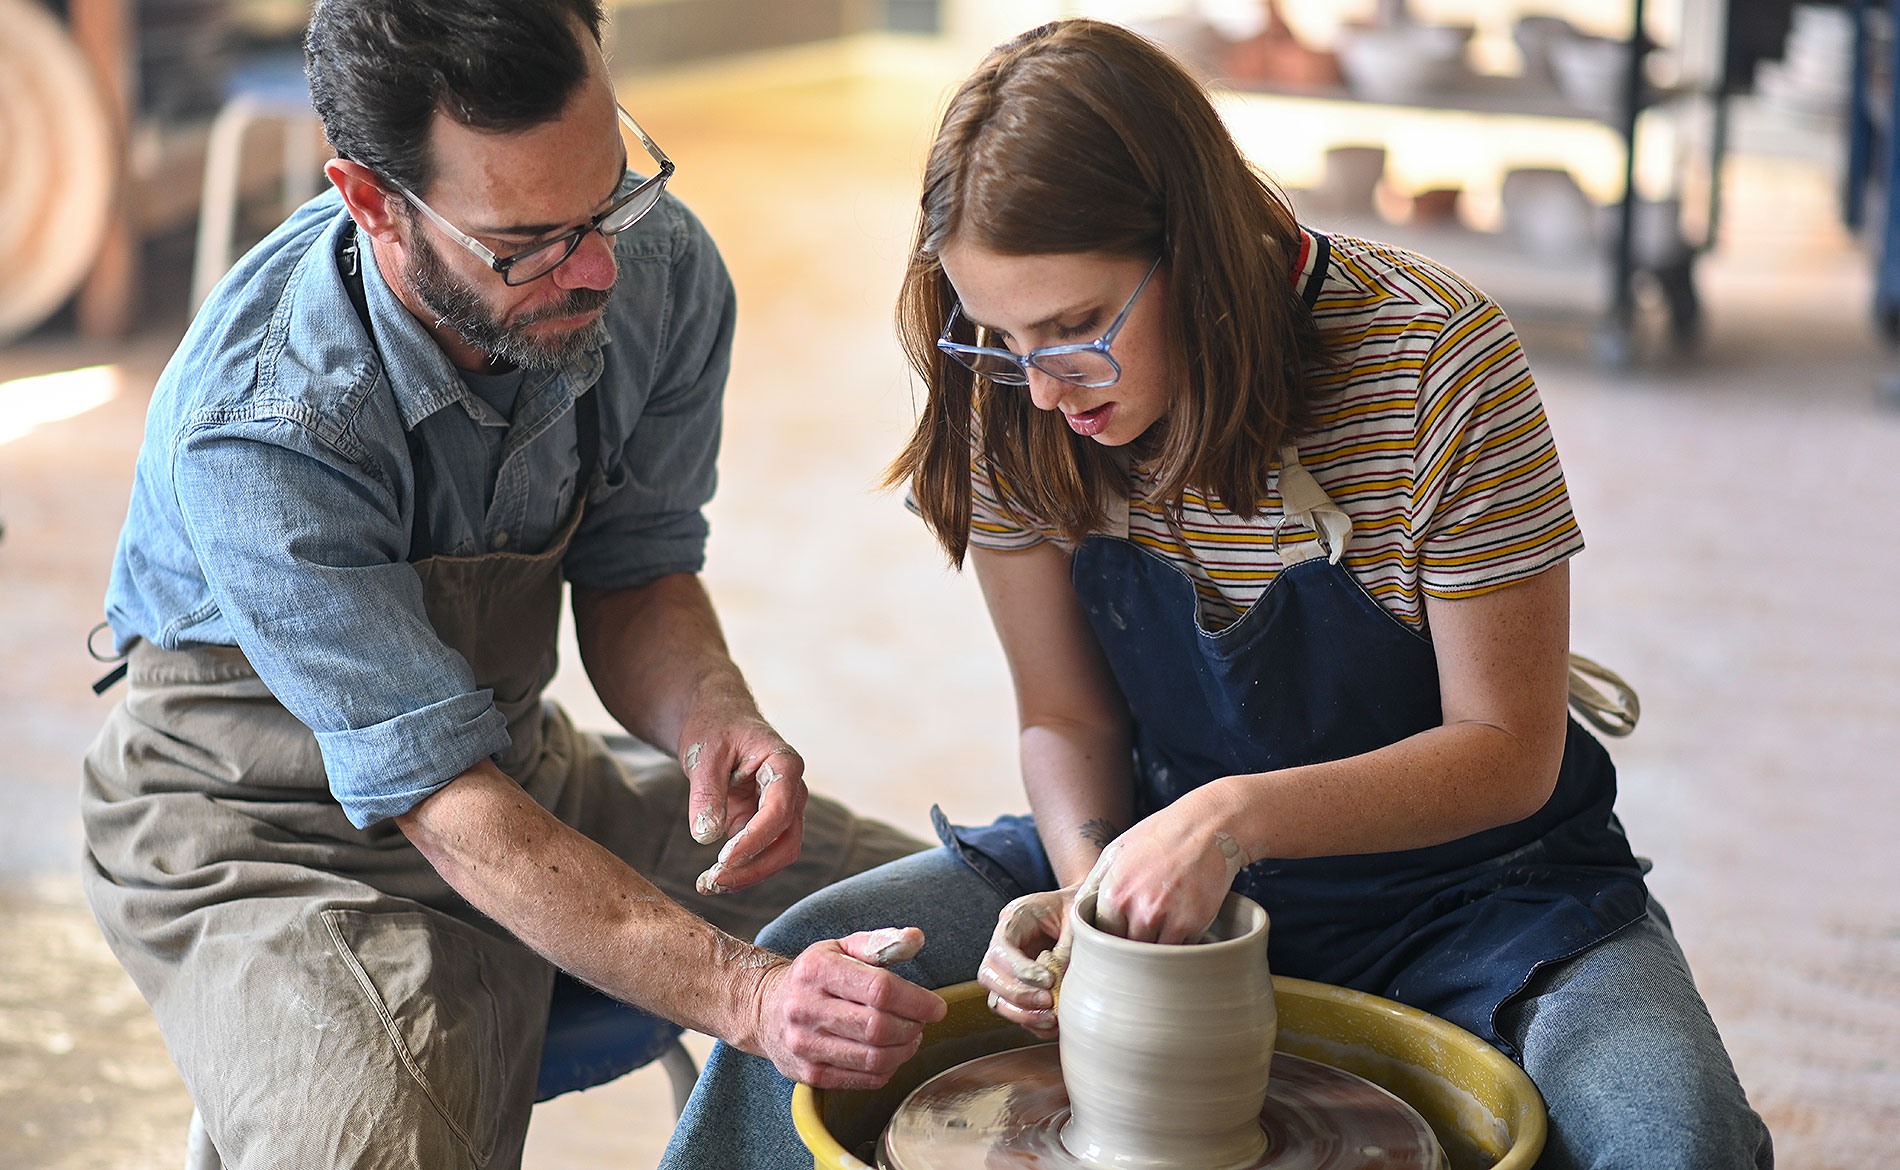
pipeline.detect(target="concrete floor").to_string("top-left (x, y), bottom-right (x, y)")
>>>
top-left (2, 34), bottom-right (1898, 1170)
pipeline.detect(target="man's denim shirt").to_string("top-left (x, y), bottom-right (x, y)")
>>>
top-left (104, 186), bottom-right (735, 828)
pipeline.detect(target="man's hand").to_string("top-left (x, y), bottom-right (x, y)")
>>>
top-left (748, 928), bottom-right (946, 1090)
top-left (678, 708), bottom-right (809, 895)
top-left (570, 575), bottom-right (812, 895)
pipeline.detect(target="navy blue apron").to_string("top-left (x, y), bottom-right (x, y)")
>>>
top-left (937, 232), bottom-right (1649, 1056)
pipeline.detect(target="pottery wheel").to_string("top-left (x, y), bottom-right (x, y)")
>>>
top-left (878, 1046), bottom-right (1444, 1170)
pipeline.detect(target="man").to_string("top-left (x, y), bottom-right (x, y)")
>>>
top-left (81, 1), bottom-right (944, 1165)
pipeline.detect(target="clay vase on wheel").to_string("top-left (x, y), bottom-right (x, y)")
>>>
top-left (1057, 890), bottom-right (1277, 1169)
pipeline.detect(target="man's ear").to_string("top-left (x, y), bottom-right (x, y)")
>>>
top-left (325, 159), bottom-right (407, 244)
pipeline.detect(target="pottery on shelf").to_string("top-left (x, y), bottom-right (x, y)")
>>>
top-left (1511, 13), bottom-right (1577, 87)
top-left (1219, 0), bottom-right (1344, 88)
top-left (1335, 20), bottom-right (1473, 104)
top-left (1499, 166), bottom-right (1599, 260)
top-left (1308, 144), bottom-right (1387, 220)
top-left (1057, 891), bottom-right (1277, 1170)
top-left (1410, 186), bottom-right (1463, 226)
top-left (1548, 31), bottom-right (1645, 118)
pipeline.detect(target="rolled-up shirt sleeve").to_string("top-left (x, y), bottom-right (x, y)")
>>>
top-left (174, 414), bottom-right (509, 827)
top-left (564, 207), bottom-right (734, 590)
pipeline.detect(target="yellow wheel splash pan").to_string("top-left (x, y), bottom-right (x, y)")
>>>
top-left (793, 977), bottom-right (1546, 1170)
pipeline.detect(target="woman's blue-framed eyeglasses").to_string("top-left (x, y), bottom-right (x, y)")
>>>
top-left (936, 255), bottom-right (1162, 389)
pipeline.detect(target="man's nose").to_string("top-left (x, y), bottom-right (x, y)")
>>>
top-left (552, 229), bottom-right (617, 291)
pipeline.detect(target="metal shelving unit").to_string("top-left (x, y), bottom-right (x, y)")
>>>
top-left (1140, 2), bottom-right (1730, 367)
top-left (1846, 0), bottom-right (1900, 336)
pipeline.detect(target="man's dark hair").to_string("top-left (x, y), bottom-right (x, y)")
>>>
top-left (305, 0), bottom-right (606, 193)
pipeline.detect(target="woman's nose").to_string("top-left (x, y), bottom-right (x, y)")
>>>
top-left (1025, 367), bottom-right (1068, 412)
top-left (552, 229), bottom-right (617, 291)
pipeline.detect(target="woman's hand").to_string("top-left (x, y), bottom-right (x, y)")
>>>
top-left (1088, 790), bottom-right (1252, 945)
top-left (977, 888), bottom-right (1072, 1038)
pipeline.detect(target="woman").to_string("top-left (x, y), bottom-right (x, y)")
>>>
top-left (660, 19), bottom-right (1770, 1170)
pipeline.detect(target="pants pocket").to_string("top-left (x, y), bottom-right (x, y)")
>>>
top-left (320, 908), bottom-right (517, 1166)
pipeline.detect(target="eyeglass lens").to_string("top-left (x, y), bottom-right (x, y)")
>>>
top-left (949, 345), bottom-right (1117, 387)
top-left (501, 180), bottom-right (666, 285)
top-left (1035, 349), bottom-right (1116, 384)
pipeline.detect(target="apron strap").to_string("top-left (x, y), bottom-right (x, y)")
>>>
top-left (1567, 651), bottom-right (1641, 737)
top-left (1298, 230), bottom-right (1332, 310)
top-left (1269, 234), bottom-right (1341, 565)
top-left (336, 228), bottom-right (440, 561)
top-left (1273, 445), bottom-right (1352, 565)
top-left (88, 620), bottom-right (129, 694)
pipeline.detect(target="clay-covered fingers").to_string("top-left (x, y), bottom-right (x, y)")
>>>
top-left (978, 891), bottom-right (1069, 1037)
top-left (841, 925), bottom-right (926, 969)
top-left (1082, 830), bottom-right (1225, 944)
top-left (691, 745), bottom-right (808, 894)
top-left (681, 738), bottom-right (730, 846)
top-left (760, 935), bottom-right (947, 1090)
top-left (1092, 884), bottom-right (1192, 944)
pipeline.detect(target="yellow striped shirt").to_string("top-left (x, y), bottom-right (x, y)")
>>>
top-left (966, 230), bottom-right (1584, 632)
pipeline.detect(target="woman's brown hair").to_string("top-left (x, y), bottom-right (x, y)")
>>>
top-left (887, 18), bottom-right (1327, 564)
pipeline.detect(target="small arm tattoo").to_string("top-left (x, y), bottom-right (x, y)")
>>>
top-left (1077, 818), bottom-right (1118, 849)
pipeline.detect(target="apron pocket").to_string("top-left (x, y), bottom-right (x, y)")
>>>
top-left (320, 908), bottom-right (512, 1166)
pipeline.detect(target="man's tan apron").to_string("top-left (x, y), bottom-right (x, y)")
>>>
top-left (81, 415), bottom-right (920, 1169)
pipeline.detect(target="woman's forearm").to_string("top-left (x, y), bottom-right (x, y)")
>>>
top-left (1209, 715), bottom-right (1565, 862)
top-left (1019, 719), bottom-right (1136, 887)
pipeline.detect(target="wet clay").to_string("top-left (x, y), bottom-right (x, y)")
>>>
top-left (877, 1046), bottom-right (1444, 1170)
top-left (1058, 891), bottom-right (1277, 1168)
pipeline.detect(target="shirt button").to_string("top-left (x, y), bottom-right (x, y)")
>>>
top-left (491, 532), bottom-right (510, 549)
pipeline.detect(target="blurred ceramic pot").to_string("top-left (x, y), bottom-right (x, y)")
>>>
top-left (1336, 21), bottom-right (1472, 103)
top-left (1411, 186), bottom-right (1463, 225)
top-left (1500, 166), bottom-right (1598, 260)
top-left (1314, 144), bottom-right (1387, 218)
top-left (1058, 891), bottom-right (1276, 1170)
top-left (1512, 13), bottom-right (1576, 86)
top-left (1549, 31), bottom-right (1645, 118)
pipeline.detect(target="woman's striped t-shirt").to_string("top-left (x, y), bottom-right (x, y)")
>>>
top-left (964, 229), bottom-right (1584, 633)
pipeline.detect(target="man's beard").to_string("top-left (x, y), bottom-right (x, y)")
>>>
top-left (407, 230), bottom-right (612, 371)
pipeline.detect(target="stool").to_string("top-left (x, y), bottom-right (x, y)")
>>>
top-left (188, 52), bottom-right (324, 313)
top-left (182, 972), bottom-right (699, 1168)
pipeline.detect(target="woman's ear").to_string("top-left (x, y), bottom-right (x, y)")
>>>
top-left (324, 159), bottom-right (407, 245)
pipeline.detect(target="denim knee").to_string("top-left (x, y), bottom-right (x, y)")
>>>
top-left (1502, 904), bottom-right (1773, 1170)
top-left (751, 847), bottom-right (1000, 988)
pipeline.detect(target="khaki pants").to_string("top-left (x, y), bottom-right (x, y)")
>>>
top-left (82, 643), bottom-right (923, 1169)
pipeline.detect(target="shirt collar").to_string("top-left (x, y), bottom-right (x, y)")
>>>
top-left (1289, 224), bottom-right (1318, 290)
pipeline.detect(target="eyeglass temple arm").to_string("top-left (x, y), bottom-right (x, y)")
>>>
top-left (617, 106), bottom-right (673, 172)
top-left (1099, 255), bottom-right (1163, 343)
top-left (390, 182), bottom-right (502, 265)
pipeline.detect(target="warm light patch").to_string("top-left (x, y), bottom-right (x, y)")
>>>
top-left (0, 365), bottom-right (120, 446)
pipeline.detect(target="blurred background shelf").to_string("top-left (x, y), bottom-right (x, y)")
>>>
top-left (1127, 0), bottom-right (1738, 366)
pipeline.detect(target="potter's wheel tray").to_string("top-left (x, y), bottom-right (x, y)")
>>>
top-left (879, 1045), bottom-right (1445, 1170)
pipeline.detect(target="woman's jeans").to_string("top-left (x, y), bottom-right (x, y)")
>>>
top-left (657, 847), bottom-right (1773, 1170)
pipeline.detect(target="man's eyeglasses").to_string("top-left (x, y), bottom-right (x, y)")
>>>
top-left (390, 105), bottom-right (674, 287)
top-left (936, 256), bottom-right (1162, 389)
